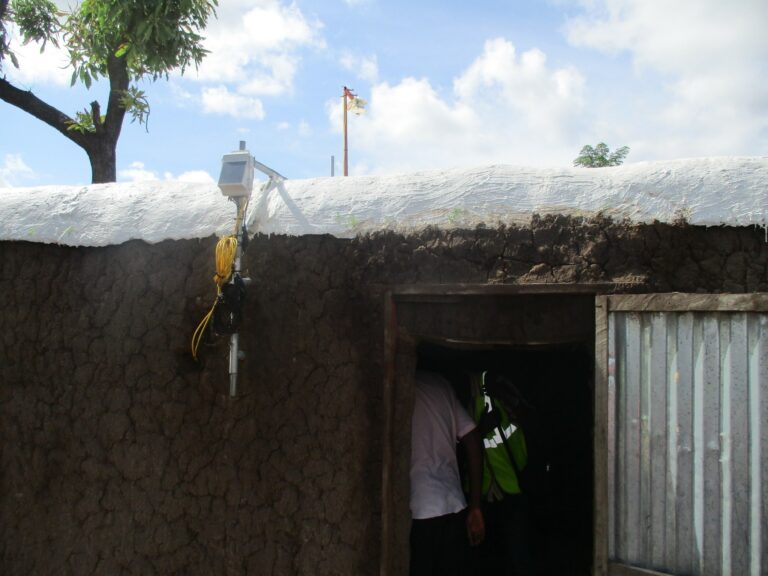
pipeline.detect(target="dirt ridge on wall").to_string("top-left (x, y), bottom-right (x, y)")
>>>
top-left (2, 215), bottom-right (768, 575)
top-left (353, 215), bottom-right (768, 292)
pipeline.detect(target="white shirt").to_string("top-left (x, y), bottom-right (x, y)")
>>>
top-left (410, 370), bottom-right (477, 519)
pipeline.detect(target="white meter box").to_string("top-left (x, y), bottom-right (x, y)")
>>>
top-left (218, 151), bottom-right (255, 197)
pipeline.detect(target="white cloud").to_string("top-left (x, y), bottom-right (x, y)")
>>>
top-left (237, 54), bottom-right (299, 96)
top-left (4, 25), bottom-right (73, 87)
top-left (328, 38), bottom-right (586, 174)
top-left (565, 0), bottom-right (768, 158)
top-left (119, 162), bottom-right (158, 182)
top-left (191, 0), bottom-right (324, 96)
top-left (174, 170), bottom-right (216, 184)
top-left (453, 39), bottom-right (584, 138)
top-left (0, 154), bottom-right (37, 187)
top-left (340, 52), bottom-right (379, 83)
top-left (4, 3), bottom-right (86, 86)
top-left (168, 83), bottom-right (195, 104)
top-left (119, 162), bottom-right (215, 183)
top-left (273, 120), bottom-right (312, 136)
top-left (200, 86), bottom-right (265, 119)
top-left (167, 82), bottom-right (265, 127)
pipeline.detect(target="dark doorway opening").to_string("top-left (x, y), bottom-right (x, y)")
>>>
top-left (381, 290), bottom-right (600, 576)
top-left (416, 341), bottom-right (594, 576)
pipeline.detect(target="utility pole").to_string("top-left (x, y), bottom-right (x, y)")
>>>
top-left (343, 86), bottom-right (350, 176)
top-left (341, 86), bottom-right (366, 176)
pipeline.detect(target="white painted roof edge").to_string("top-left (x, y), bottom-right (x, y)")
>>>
top-left (1, 156), bottom-right (767, 247)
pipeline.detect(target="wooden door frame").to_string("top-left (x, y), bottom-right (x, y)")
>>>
top-left (380, 283), bottom-right (613, 575)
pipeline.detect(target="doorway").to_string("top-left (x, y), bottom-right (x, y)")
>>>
top-left (417, 341), bottom-right (593, 575)
top-left (380, 286), bottom-right (601, 575)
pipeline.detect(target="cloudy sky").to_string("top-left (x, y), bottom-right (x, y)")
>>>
top-left (1, 0), bottom-right (767, 186)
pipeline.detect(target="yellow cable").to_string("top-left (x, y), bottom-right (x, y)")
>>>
top-left (214, 235), bottom-right (238, 287)
top-left (191, 305), bottom-right (215, 360)
top-left (191, 235), bottom-right (238, 360)
top-left (191, 201), bottom-right (249, 360)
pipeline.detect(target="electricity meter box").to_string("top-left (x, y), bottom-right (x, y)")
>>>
top-left (218, 150), bottom-right (255, 197)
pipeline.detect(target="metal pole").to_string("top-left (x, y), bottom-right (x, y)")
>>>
top-left (331, 155), bottom-right (335, 177)
top-left (343, 87), bottom-right (349, 176)
top-left (229, 332), bottom-right (239, 397)
top-left (228, 196), bottom-right (246, 397)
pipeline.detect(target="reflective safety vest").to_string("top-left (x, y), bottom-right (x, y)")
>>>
top-left (472, 375), bottom-right (528, 496)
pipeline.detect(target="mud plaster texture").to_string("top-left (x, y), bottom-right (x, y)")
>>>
top-left (2, 215), bottom-right (768, 576)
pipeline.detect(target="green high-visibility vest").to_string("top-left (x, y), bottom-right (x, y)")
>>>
top-left (473, 383), bottom-right (528, 496)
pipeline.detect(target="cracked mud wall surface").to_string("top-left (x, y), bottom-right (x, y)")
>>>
top-left (3, 215), bottom-right (768, 575)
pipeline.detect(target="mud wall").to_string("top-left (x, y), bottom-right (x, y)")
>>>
top-left (2, 216), bottom-right (768, 576)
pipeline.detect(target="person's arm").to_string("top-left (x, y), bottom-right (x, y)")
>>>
top-left (460, 427), bottom-right (485, 546)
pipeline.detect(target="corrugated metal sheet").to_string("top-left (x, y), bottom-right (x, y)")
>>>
top-left (608, 311), bottom-right (768, 576)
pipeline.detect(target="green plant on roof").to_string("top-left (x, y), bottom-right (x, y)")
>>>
top-left (573, 142), bottom-right (630, 168)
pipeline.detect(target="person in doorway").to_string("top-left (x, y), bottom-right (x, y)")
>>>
top-left (470, 370), bottom-right (535, 576)
top-left (410, 369), bottom-right (486, 576)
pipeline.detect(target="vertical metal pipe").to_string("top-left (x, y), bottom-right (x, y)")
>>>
top-left (228, 197), bottom-right (245, 397)
top-left (229, 332), bottom-right (239, 397)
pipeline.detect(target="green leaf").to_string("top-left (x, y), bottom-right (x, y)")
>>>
top-left (13, 0), bottom-right (61, 45)
top-left (120, 85), bottom-right (151, 130)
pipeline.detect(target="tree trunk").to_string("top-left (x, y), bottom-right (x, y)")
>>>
top-left (86, 54), bottom-right (129, 184)
top-left (87, 140), bottom-right (117, 183)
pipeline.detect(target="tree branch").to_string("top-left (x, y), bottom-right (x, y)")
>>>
top-left (90, 99), bottom-right (101, 132)
top-left (0, 76), bottom-right (91, 149)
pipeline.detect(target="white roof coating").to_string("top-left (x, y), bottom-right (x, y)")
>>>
top-left (1, 157), bottom-right (767, 247)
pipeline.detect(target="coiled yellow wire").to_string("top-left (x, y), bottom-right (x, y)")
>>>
top-left (191, 200), bottom-right (248, 360)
